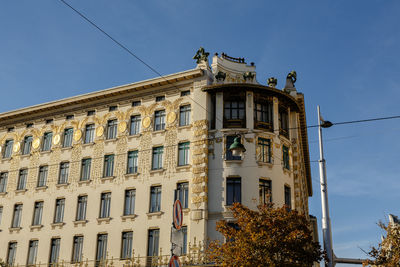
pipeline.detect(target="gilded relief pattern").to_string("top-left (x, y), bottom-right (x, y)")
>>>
top-left (191, 120), bottom-right (209, 209)
top-left (115, 137), bottom-right (128, 184)
top-left (69, 145), bottom-right (82, 190)
top-left (138, 132), bottom-right (152, 179)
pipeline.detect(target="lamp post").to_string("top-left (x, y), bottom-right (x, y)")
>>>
top-left (229, 135), bottom-right (246, 157)
top-left (317, 105), bottom-right (334, 267)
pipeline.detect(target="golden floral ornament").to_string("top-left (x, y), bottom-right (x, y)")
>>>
top-left (13, 142), bottom-right (21, 153)
top-left (53, 134), bottom-right (61, 145)
top-left (96, 126), bottom-right (104, 137)
top-left (142, 117), bottom-right (151, 128)
top-left (73, 129), bottom-right (82, 141)
top-left (32, 138), bottom-right (41, 149)
top-left (167, 111), bottom-right (177, 124)
top-left (118, 121), bottom-right (127, 133)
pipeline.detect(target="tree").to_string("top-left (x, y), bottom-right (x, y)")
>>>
top-left (207, 203), bottom-right (323, 267)
top-left (364, 214), bottom-right (400, 266)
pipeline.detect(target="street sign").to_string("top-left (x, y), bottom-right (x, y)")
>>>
top-left (173, 199), bottom-right (183, 230)
top-left (169, 255), bottom-right (181, 267)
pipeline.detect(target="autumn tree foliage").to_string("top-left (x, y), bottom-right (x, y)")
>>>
top-left (364, 217), bottom-right (400, 266)
top-left (207, 203), bottom-right (323, 267)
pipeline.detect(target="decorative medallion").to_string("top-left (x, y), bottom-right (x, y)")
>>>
top-left (13, 142), bottom-right (20, 153)
top-left (142, 117), bottom-right (151, 128)
top-left (118, 121), bottom-right (127, 133)
top-left (32, 138), bottom-right (41, 149)
top-left (73, 129), bottom-right (82, 141)
top-left (167, 111), bottom-right (177, 124)
top-left (53, 134), bottom-right (61, 145)
top-left (96, 126), bottom-right (104, 137)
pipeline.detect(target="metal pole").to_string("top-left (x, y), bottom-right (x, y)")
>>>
top-left (318, 105), bottom-right (334, 267)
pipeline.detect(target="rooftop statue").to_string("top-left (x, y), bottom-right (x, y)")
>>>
top-left (193, 47), bottom-right (210, 64)
top-left (267, 77), bottom-right (278, 88)
top-left (243, 72), bottom-right (255, 81)
top-left (284, 70), bottom-right (297, 90)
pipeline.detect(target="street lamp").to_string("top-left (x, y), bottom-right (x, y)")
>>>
top-left (229, 135), bottom-right (246, 157)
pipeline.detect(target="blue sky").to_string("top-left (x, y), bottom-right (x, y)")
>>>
top-left (1, 1), bottom-right (400, 265)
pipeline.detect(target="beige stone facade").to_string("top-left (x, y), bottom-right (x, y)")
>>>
top-left (0, 51), bottom-right (312, 266)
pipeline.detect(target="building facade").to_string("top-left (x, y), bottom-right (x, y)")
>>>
top-left (0, 49), bottom-right (312, 266)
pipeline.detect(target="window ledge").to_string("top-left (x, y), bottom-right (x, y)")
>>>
top-left (225, 159), bottom-right (243, 164)
top-left (0, 192), bottom-right (7, 196)
top-left (73, 220), bottom-right (88, 226)
top-left (30, 225), bottom-right (43, 230)
top-left (125, 173), bottom-right (139, 179)
top-left (20, 153), bottom-right (31, 158)
top-left (97, 217), bottom-right (112, 224)
top-left (35, 186), bottom-right (48, 191)
top-left (149, 168), bottom-right (165, 174)
top-left (152, 129), bottom-right (166, 135)
top-left (220, 128), bottom-right (249, 133)
top-left (40, 150), bottom-right (51, 154)
top-left (178, 124), bottom-right (192, 130)
top-left (176, 165), bottom-right (191, 171)
top-left (105, 138), bottom-right (118, 143)
top-left (9, 227), bottom-right (22, 233)
top-left (1, 157), bottom-right (12, 162)
top-left (121, 214), bottom-right (137, 221)
top-left (82, 142), bottom-right (95, 147)
top-left (56, 183), bottom-right (69, 188)
top-left (283, 167), bottom-right (291, 175)
top-left (183, 208), bottom-right (190, 215)
top-left (101, 176), bottom-right (116, 182)
top-left (78, 179), bottom-right (92, 185)
top-left (146, 211), bottom-right (164, 218)
top-left (256, 161), bottom-right (273, 168)
top-left (51, 222), bottom-right (65, 228)
top-left (128, 134), bottom-right (141, 139)
top-left (61, 146), bottom-right (72, 150)
top-left (15, 189), bottom-right (27, 194)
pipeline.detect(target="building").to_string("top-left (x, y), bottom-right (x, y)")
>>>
top-left (0, 48), bottom-right (312, 266)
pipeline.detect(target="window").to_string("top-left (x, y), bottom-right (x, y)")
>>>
top-left (152, 146), bottom-right (163, 170)
top-left (63, 128), bottom-right (73, 147)
top-left (80, 158), bottom-right (91, 181)
top-left (124, 189), bottom-right (136, 216)
top-left (179, 105), bottom-right (191, 126)
top-left (127, 151), bottom-right (138, 174)
top-left (3, 139), bottom-right (13, 158)
top-left (0, 206), bottom-right (3, 224)
top-left (226, 136), bottom-right (241, 160)
top-left (129, 115), bottom-right (141, 135)
top-left (106, 119), bottom-right (117, 139)
top-left (132, 100), bottom-right (141, 107)
top-left (154, 110), bottom-right (165, 131)
top-left (32, 201), bottom-right (43, 226)
top-left (121, 231), bottom-right (133, 259)
top-left (149, 186), bottom-right (161, 213)
top-left (46, 119), bottom-right (54, 124)
top-left (147, 229), bottom-right (159, 256)
top-left (155, 96), bottom-right (165, 102)
top-left (181, 90), bottom-right (190, 96)
top-left (103, 154), bottom-right (114, 177)
top-left (7, 242), bottom-right (17, 266)
top-left (285, 186), bottom-right (291, 209)
top-left (84, 124), bottom-right (95, 144)
top-left (26, 123), bottom-right (33, 128)
top-left (226, 177), bottom-right (241, 205)
top-left (176, 182), bottom-right (189, 209)
top-left (76, 195), bottom-right (87, 221)
top-left (182, 226), bottom-right (188, 255)
top-left (12, 204), bottom-right (23, 228)
top-left (42, 132), bottom-right (53, 151)
top-left (54, 198), bottom-right (65, 223)
top-left (0, 172), bottom-right (8, 193)
top-left (17, 169), bottom-right (28, 190)
top-left (99, 192), bottom-right (111, 218)
top-left (49, 238), bottom-right (61, 266)
top-left (254, 96), bottom-right (273, 130)
top-left (279, 107), bottom-right (289, 138)
top-left (257, 138), bottom-right (271, 163)
top-left (259, 179), bottom-right (272, 205)
top-left (37, 166), bottom-right (48, 187)
top-left (282, 145), bottom-right (290, 170)
top-left (96, 234), bottom-right (108, 266)
top-left (87, 110), bottom-right (95, 116)
top-left (109, 106), bottom-right (117, 111)
top-left (66, 114), bottom-right (74, 120)
top-left (22, 135), bottom-right (33, 155)
top-left (223, 92), bottom-right (246, 128)
top-left (58, 162), bottom-right (69, 184)
top-left (27, 240), bottom-right (38, 266)
top-left (72, 236), bottom-right (84, 263)
top-left (178, 142), bottom-right (190, 166)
